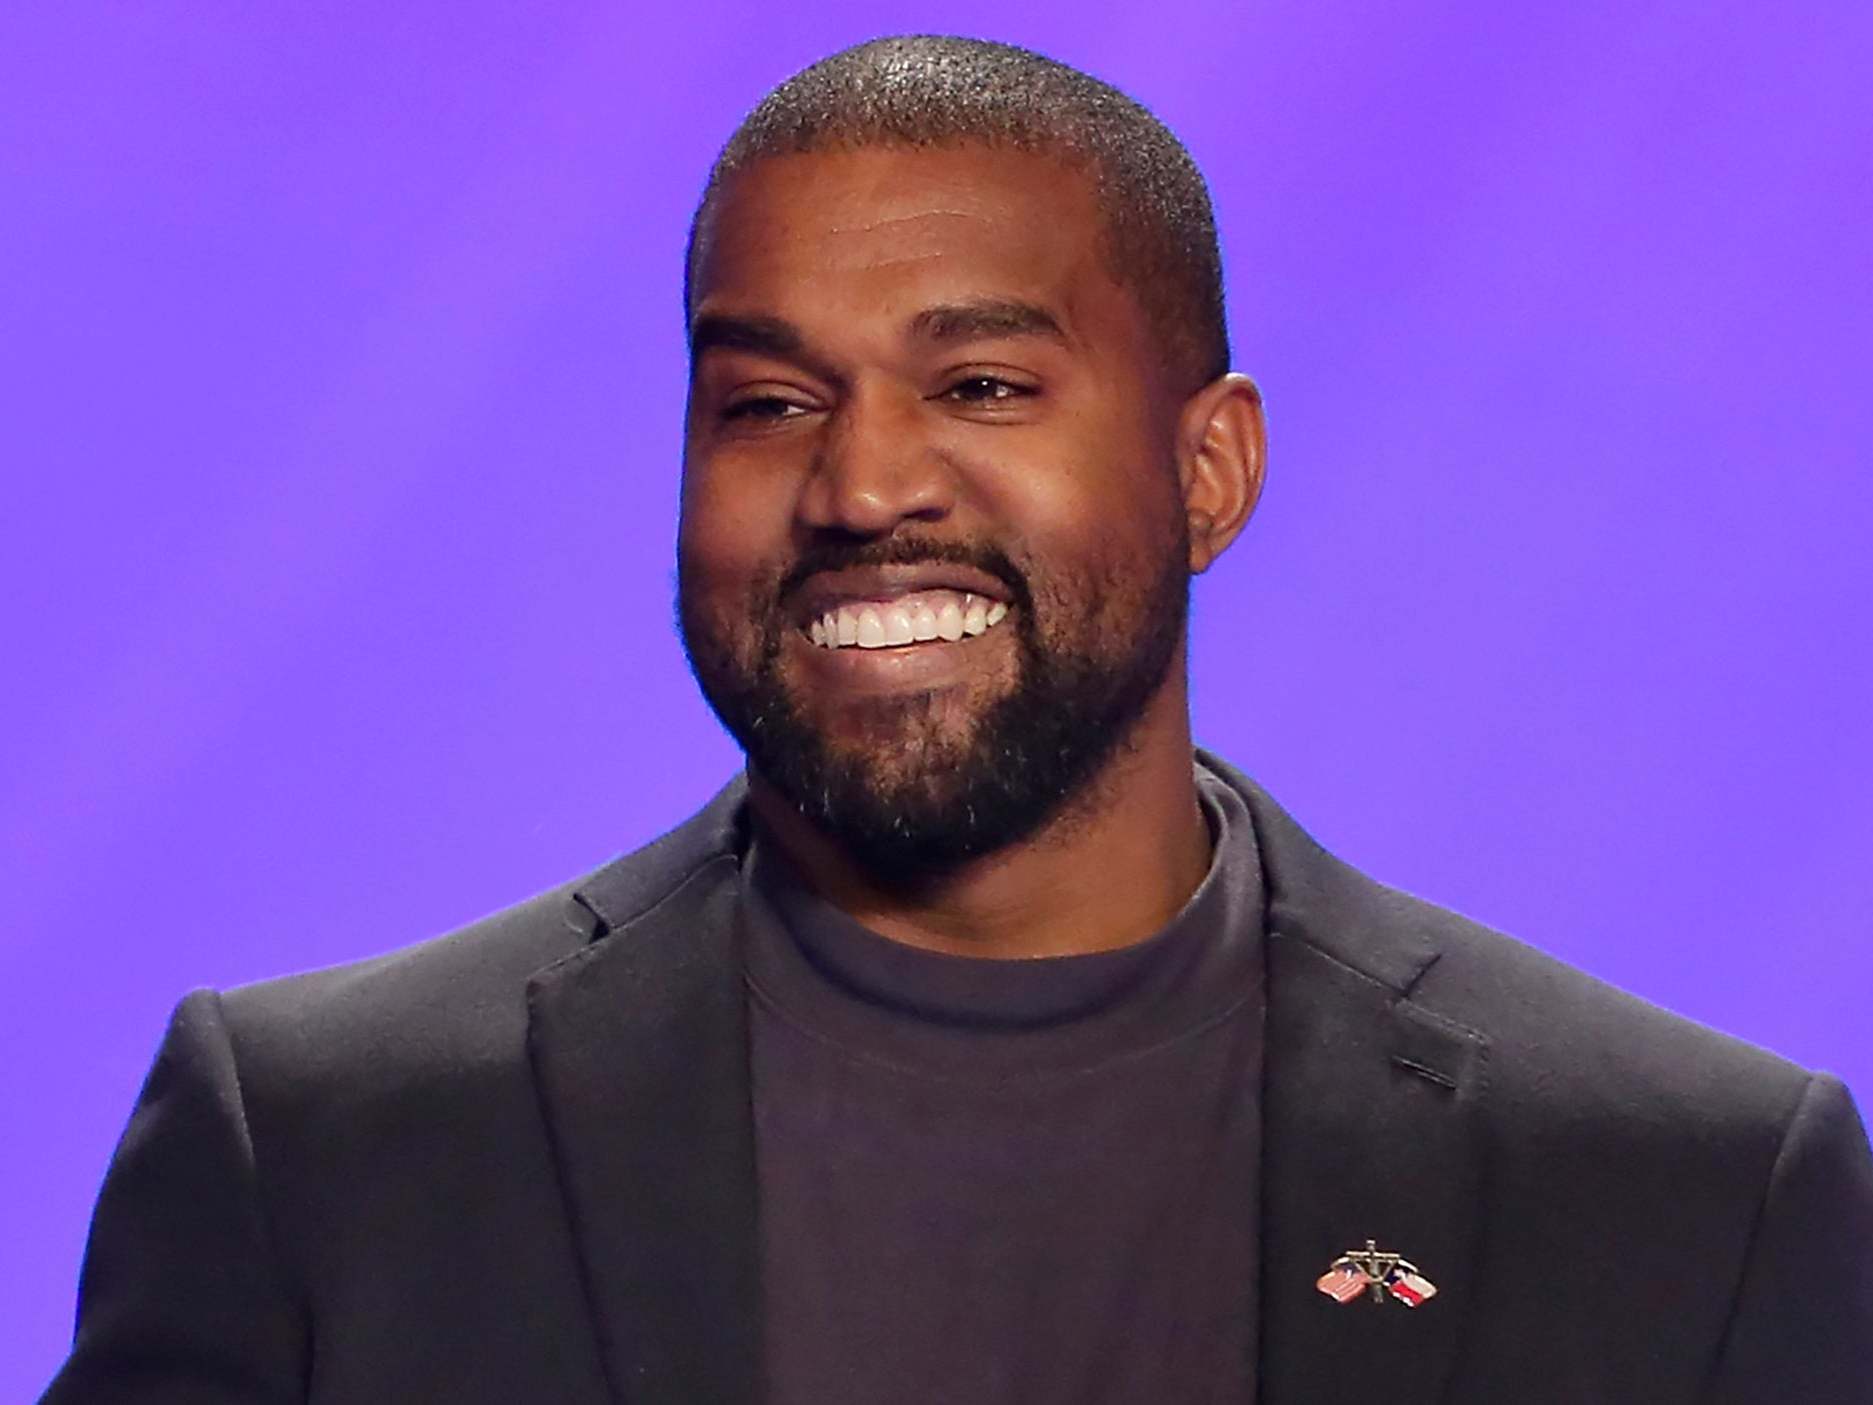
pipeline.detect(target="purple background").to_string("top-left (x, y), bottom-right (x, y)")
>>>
top-left (6, 3), bottom-right (1870, 1393)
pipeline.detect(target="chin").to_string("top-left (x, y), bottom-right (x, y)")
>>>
top-left (796, 681), bottom-right (986, 741)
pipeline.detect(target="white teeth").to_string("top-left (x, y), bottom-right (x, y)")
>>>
top-left (935, 600), bottom-right (965, 641)
top-left (807, 591), bottom-right (1011, 650)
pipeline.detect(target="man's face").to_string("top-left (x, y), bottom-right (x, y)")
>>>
top-left (678, 143), bottom-right (1195, 876)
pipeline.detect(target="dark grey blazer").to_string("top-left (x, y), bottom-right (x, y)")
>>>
top-left (43, 758), bottom-right (1873, 1403)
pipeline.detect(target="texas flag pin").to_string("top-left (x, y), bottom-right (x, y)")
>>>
top-left (1316, 1240), bottom-right (1439, 1307)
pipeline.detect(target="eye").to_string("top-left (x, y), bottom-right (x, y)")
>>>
top-left (939, 375), bottom-right (1035, 405)
top-left (721, 394), bottom-right (809, 423)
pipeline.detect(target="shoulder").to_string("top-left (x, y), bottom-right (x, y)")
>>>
top-left (214, 777), bottom-right (749, 1082)
top-left (1413, 896), bottom-right (1812, 1146)
top-left (1208, 752), bottom-right (1815, 1126)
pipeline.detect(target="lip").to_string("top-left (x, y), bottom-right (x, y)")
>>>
top-left (788, 563), bottom-right (1014, 627)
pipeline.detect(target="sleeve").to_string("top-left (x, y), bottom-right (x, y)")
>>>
top-left (1701, 1071), bottom-right (1873, 1400)
top-left (39, 989), bottom-right (308, 1404)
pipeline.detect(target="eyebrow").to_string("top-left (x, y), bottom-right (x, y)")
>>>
top-left (908, 298), bottom-right (1068, 347)
top-left (689, 312), bottom-right (804, 361)
top-left (686, 296), bottom-right (1069, 371)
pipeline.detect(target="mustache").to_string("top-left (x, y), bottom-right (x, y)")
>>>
top-left (776, 535), bottom-right (1032, 612)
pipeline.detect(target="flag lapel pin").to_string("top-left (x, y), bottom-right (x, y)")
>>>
top-left (1315, 1239), bottom-right (1439, 1308)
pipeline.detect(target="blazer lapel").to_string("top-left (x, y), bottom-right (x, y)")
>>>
top-left (526, 849), bottom-right (759, 1405)
top-left (1260, 931), bottom-right (1486, 1404)
top-left (1229, 762), bottom-right (1487, 1405)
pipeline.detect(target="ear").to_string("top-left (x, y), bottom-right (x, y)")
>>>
top-left (1174, 372), bottom-right (1266, 574)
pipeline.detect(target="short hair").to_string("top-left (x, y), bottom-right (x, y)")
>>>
top-left (685, 35), bottom-right (1230, 390)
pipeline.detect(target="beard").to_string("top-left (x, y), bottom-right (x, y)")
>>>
top-left (678, 525), bottom-right (1189, 882)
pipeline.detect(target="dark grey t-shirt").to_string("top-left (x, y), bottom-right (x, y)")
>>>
top-left (741, 769), bottom-right (1267, 1405)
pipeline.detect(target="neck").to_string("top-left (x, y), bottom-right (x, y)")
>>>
top-left (748, 684), bottom-right (1211, 959)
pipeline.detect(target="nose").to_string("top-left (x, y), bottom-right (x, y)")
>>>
top-left (795, 383), bottom-right (953, 538)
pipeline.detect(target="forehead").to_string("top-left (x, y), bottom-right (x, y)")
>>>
top-left (690, 145), bottom-right (1139, 350)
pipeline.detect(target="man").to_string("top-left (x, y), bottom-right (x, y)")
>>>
top-left (43, 35), bottom-right (1873, 1404)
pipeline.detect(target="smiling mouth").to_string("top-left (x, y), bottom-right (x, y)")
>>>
top-left (805, 590), bottom-right (1011, 650)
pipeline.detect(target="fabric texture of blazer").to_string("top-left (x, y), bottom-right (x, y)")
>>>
top-left (43, 755), bottom-right (1873, 1402)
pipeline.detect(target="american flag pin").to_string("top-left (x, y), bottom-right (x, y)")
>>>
top-left (1315, 1240), bottom-right (1439, 1307)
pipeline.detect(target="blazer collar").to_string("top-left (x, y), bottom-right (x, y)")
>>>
top-left (529, 763), bottom-right (1488, 1405)
top-left (527, 783), bottom-right (758, 1405)
top-left (1217, 753), bottom-right (1488, 1405)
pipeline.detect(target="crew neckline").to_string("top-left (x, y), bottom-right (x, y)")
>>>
top-left (738, 766), bottom-right (1266, 1081)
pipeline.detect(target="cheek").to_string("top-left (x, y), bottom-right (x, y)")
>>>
top-left (1014, 505), bottom-right (1186, 659)
top-left (978, 429), bottom-right (1181, 583)
top-left (679, 460), bottom-right (788, 596)
top-left (677, 511), bottom-right (764, 675)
